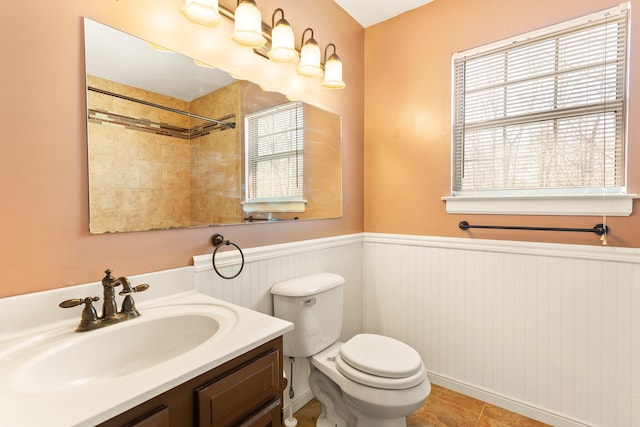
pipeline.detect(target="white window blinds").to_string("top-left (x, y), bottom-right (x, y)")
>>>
top-left (452, 4), bottom-right (628, 196)
top-left (245, 101), bottom-right (304, 201)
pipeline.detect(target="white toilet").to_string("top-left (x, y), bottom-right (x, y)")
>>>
top-left (271, 273), bottom-right (431, 427)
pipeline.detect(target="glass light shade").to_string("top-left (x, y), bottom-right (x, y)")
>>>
top-left (180, 0), bottom-right (222, 27)
top-left (231, 0), bottom-right (267, 48)
top-left (268, 19), bottom-right (298, 63)
top-left (297, 39), bottom-right (323, 78)
top-left (322, 53), bottom-right (345, 89)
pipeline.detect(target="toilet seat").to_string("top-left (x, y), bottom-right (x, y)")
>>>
top-left (335, 334), bottom-right (426, 390)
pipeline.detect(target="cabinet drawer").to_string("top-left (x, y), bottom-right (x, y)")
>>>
top-left (197, 349), bottom-right (280, 427)
top-left (123, 405), bottom-right (169, 427)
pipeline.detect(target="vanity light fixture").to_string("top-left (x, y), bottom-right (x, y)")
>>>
top-left (178, 3), bottom-right (346, 89)
top-left (297, 28), bottom-right (323, 78)
top-left (268, 9), bottom-right (298, 63)
top-left (321, 43), bottom-right (345, 89)
top-left (231, 0), bottom-right (267, 48)
top-left (180, 0), bottom-right (223, 27)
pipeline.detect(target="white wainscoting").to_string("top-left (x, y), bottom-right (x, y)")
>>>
top-left (364, 233), bottom-right (640, 427)
top-left (193, 233), bottom-right (364, 337)
top-left (192, 232), bottom-right (639, 426)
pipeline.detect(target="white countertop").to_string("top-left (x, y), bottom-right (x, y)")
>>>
top-left (0, 267), bottom-right (293, 426)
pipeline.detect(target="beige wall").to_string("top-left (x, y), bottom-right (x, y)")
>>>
top-left (364, 0), bottom-right (640, 247)
top-left (0, 0), bottom-right (364, 297)
top-left (9, 0), bottom-right (635, 297)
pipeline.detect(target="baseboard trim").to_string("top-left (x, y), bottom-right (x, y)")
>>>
top-left (427, 372), bottom-right (594, 427)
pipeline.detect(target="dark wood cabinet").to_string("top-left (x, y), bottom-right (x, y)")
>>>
top-left (99, 337), bottom-right (284, 427)
top-left (237, 400), bottom-right (281, 427)
top-left (197, 348), bottom-right (279, 426)
top-left (123, 406), bottom-right (170, 427)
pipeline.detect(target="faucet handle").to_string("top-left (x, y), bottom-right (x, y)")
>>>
top-left (118, 283), bottom-right (149, 296)
top-left (60, 297), bottom-right (101, 332)
top-left (59, 296), bottom-right (100, 308)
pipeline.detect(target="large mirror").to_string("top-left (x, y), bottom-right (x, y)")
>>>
top-left (84, 18), bottom-right (342, 233)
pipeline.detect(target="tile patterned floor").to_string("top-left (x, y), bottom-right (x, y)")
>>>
top-left (293, 384), bottom-right (552, 427)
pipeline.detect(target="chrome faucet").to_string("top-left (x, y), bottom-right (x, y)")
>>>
top-left (59, 269), bottom-right (150, 332)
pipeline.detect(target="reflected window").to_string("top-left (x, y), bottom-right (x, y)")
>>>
top-left (244, 102), bottom-right (304, 206)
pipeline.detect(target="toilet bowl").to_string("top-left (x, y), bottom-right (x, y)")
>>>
top-left (310, 339), bottom-right (431, 427)
top-left (271, 273), bottom-right (431, 427)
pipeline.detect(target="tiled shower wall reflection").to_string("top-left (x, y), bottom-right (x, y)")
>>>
top-left (87, 75), bottom-right (241, 233)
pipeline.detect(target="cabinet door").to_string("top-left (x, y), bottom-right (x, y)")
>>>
top-left (197, 349), bottom-right (280, 427)
top-left (238, 399), bottom-right (281, 427)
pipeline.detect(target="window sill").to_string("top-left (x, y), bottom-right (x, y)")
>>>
top-left (242, 199), bottom-right (307, 213)
top-left (442, 194), bottom-right (636, 216)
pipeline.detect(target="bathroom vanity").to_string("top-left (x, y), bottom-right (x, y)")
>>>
top-left (0, 267), bottom-right (293, 426)
top-left (99, 337), bottom-right (283, 426)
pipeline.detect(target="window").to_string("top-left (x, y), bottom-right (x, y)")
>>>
top-left (445, 4), bottom-right (633, 215)
top-left (243, 101), bottom-right (306, 213)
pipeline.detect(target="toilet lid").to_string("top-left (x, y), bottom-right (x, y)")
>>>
top-left (335, 353), bottom-right (426, 390)
top-left (339, 334), bottom-right (424, 379)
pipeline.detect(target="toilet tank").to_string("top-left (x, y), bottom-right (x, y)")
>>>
top-left (271, 273), bottom-right (344, 357)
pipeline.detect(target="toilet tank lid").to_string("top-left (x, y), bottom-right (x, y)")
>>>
top-left (270, 273), bottom-right (345, 297)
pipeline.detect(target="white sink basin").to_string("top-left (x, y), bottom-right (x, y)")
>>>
top-left (0, 278), bottom-right (293, 427)
top-left (1, 303), bottom-right (238, 394)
